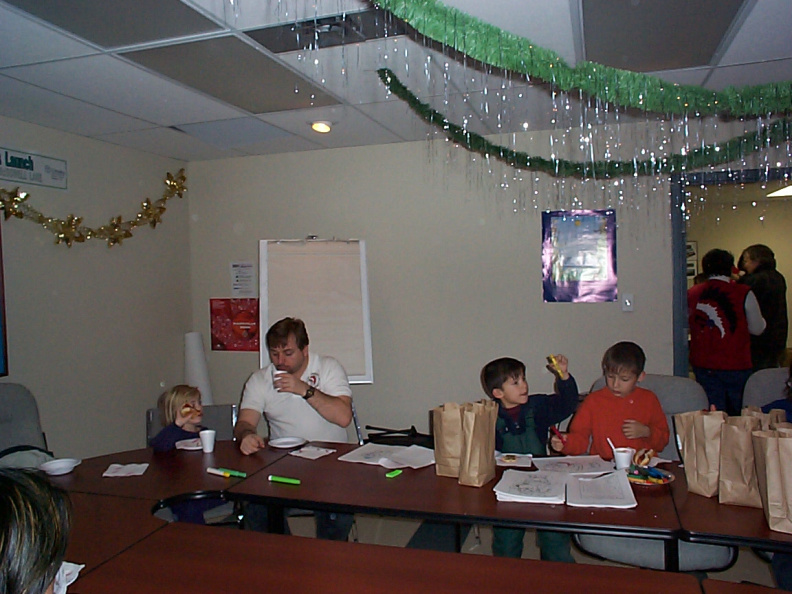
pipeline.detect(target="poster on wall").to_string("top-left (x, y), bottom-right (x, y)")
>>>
top-left (542, 210), bottom-right (617, 303)
top-left (210, 298), bottom-right (259, 352)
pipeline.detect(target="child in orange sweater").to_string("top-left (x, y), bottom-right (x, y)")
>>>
top-left (550, 341), bottom-right (669, 459)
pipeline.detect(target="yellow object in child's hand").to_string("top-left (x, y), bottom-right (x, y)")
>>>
top-left (547, 355), bottom-right (563, 375)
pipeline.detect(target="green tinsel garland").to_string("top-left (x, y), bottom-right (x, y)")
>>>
top-left (375, 0), bottom-right (792, 117)
top-left (378, 68), bottom-right (792, 178)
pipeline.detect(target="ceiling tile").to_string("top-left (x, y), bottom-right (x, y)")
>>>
top-left (258, 104), bottom-right (402, 149)
top-left (0, 4), bottom-right (98, 67)
top-left (706, 58), bottom-right (792, 90)
top-left (3, 0), bottom-right (221, 48)
top-left (582, 0), bottom-right (745, 71)
top-left (95, 126), bottom-right (243, 161)
top-left (178, 117), bottom-right (292, 149)
top-left (647, 68), bottom-right (711, 87)
top-left (442, 0), bottom-right (579, 65)
top-left (3, 55), bottom-right (247, 126)
top-left (123, 35), bottom-right (339, 114)
top-left (0, 74), bottom-right (153, 136)
top-left (717, 0), bottom-right (792, 66)
top-left (184, 0), bottom-right (370, 31)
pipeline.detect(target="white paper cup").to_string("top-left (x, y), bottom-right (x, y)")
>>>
top-left (613, 447), bottom-right (635, 470)
top-left (271, 369), bottom-right (287, 383)
top-left (199, 429), bottom-right (216, 453)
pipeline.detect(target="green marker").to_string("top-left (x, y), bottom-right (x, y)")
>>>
top-left (217, 468), bottom-right (247, 478)
top-left (385, 469), bottom-right (402, 479)
top-left (268, 474), bottom-right (301, 485)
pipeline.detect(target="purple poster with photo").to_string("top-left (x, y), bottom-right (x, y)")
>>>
top-left (542, 210), bottom-right (617, 303)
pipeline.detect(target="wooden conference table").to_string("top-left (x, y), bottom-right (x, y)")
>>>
top-left (69, 521), bottom-right (702, 594)
top-left (58, 439), bottom-right (790, 588)
top-left (670, 462), bottom-right (792, 553)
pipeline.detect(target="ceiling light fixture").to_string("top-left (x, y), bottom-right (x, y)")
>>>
top-left (766, 185), bottom-right (792, 198)
top-left (311, 121), bottom-right (332, 133)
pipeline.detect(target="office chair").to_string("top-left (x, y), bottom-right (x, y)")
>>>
top-left (0, 383), bottom-right (52, 468)
top-left (0, 383), bottom-right (48, 451)
top-left (572, 374), bottom-right (737, 572)
top-left (743, 368), bottom-right (789, 409)
top-left (145, 403), bottom-right (238, 444)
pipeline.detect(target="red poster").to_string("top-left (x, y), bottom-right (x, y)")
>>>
top-left (210, 298), bottom-right (259, 352)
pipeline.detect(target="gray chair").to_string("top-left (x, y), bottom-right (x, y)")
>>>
top-left (146, 403), bottom-right (238, 444)
top-left (0, 383), bottom-right (48, 452)
top-left (743, 368), bottom-right (789, 409)
top-left (573, 374), bottom-right (737, 572)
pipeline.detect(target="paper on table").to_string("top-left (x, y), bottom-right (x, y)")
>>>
top-left (102, 463), bottom-right (149, 477)
top-left (566, 471), bottom-right (637, 509)
top-left (53, 561), bottom-right (84, 594)
top-left (338, 443), bottom-right (407, 468)
top-left (388, 445), bottom-right (435, 469)
top-left (289, 445), bottom-right (336, 460)
top-left (532, 455), bottom-right (614, 475)
top-left (493, 470), bottom-right (566, 504)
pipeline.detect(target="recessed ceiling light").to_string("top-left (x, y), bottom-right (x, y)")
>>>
top-left (311, 121), bottom-right (332, 133)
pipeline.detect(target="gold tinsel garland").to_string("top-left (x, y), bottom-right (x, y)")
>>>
top-left (0, 169), bottom-right (186, 247)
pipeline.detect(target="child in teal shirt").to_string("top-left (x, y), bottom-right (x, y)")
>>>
top-left (481, 355), bottom-right (579, 561)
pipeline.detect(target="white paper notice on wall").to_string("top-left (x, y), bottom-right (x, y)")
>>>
top-left (259, 239), bottom-right (373, 384)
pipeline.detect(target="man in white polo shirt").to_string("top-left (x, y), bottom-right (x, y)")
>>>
top-left (234, 317), bottom-right (354, 540)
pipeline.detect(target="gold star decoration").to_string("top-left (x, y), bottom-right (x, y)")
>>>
top-left (0, 187), bottom-right (29, 220)
top-left (0, 169), bottom-right (186, 248)
top-left (52, 215), bottom-right (86, 247)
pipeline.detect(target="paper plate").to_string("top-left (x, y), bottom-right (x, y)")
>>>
top-left (269, 436), bottom-right (307, 449)
top-left (39, 458), bottom-right (81, 476)
top-left (175, 438), bottom-right (202, 451)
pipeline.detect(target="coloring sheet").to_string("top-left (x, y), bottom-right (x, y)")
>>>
top-left (566, 471), bottom-right (637, 508)
top-left (493, 469), bottom-right (567, 503)
top-left (338, 442), bottom-right (407, 468)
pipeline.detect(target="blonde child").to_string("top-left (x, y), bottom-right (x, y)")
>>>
top-left (148, 385), bottom-right (223, 524)
top-left (149, 385), bottom-right (205, 453)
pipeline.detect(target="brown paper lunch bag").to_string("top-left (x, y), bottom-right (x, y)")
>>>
top-left (742, 406), bottom-right (787, 431)
top-left (432, 402), bottom-right (463, 478)
top-left (753, 429), bottom-right (792, 534)
top-left (457, 400), bottom-right (498, 487)
top-left (718, 415), bottom-right (762, 508)
top-left (674, 409), bottom-right (727, 497)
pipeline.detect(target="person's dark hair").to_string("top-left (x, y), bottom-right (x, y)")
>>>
top-left (701, 249), bottom-right (735, 277)
top-left (265, 317), bottom-right (309, 350)
top-left (741, 244), bottom-right (777, 271)
top-left (480, 357), bottom-right (526, 398)
top-left (602, 341), bottom-right (646, 376)
top-left (0, 468), bottom-right (71, 594)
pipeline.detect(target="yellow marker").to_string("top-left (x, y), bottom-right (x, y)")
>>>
top-left (547, 354), bottom-right (563, 376)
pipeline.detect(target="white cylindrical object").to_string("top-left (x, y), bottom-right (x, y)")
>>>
top-left (199, 429), bottom-right (216, 453)
top-left (184, 331), bottom-right (213, 405)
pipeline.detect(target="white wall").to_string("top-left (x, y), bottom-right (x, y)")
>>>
top-left (1, 116), bottom-right (190, 458)
top-left (187, 138), bottom-right (677, 437)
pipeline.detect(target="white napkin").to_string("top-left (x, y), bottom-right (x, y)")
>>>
top-left (290, 446), bottom-right (336, 460)
top-left (53, 561), bottom-right (84, 594)
top-left (102, 463), bottom-right (149, 477)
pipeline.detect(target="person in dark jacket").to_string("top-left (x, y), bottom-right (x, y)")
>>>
top-left (482, 355), bottom-right (579, 561)
top-left (738, 244), bottom-right (788, 371)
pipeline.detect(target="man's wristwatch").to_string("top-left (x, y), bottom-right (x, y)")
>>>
top-left (303, 386), bottom-right (316, 400)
